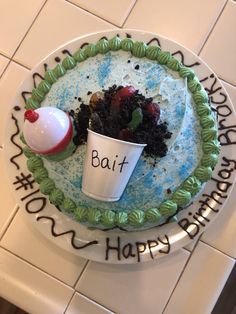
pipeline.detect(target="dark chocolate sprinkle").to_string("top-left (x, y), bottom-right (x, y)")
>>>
top-left (73, 85), bottom-right (171, 158)
top-left (134, 64), bottom-right (140, 70)
top-left (14, 106), bottom-right (21, 111)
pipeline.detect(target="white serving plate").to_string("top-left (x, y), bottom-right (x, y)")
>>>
top-left (4, 29), bottom-right (236, 264)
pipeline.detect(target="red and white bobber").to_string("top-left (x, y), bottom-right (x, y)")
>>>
top-left (23, 107), bottom-right (76, 161)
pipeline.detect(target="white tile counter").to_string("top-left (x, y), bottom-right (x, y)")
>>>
top-left (0, 0), bottom-right (235, 313)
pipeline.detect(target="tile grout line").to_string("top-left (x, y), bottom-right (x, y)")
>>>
top-left (183, 233), bottom-right (203, 253)
top-left (0, 55), bottom-right (31, 81)
top-left (161, 246), bottom-right (199, 314)
top-left (0, 58), bottom-right (11, 80)
top-left (0, 206), bottom-right (19, 241)
top-left (121, 0), bottom-right (138, 28)
top-left (197, 0), bottom-right (229, 56)
top-left (8, 0), bottom-right (48, 66)
top-left (73, 259), bottom-right (90, 288)
top-left (0, 51), bottom-right (11, 59)
top-left (66, 0), bottom-right (119, 28)
top-left (73, 261), bottom-right (116, 313)
top-left (200, 239), bottom-right (236, 260)
top-left (162, 254), bottom-right (192, 313)
top-left (11, 59), bottom-right (31, 71)
top-left (219, 77), bottom-right (236, 88)
top-left (0, 245), bottom-right (75, 287)
top-left (63, 290), bottom-right (76, 314)
top-left (76, 290), bottom-right (117, 314)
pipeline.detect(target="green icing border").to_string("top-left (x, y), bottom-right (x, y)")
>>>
top-left (23, 36), bottom-right (220, 229)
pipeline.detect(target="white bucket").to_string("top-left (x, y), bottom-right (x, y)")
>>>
top-left (82, 129), bottom-right (146, 202)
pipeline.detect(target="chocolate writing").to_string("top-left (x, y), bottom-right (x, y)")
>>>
top-left (91, 150), bottom-right (129, 173)
top-left (36, 216), bottom-right (99, 249)
top-left (13, 172), bottom-right (35, 191)
top-left (216, 104), bottom-right (236, 146)
top-left (105, 235), bottom-right (170, 262)
top-left (10, 113), bottom-right (23, 170)
top-left (178, 156), bottom-right (236, 239)
top-left (200, 73), bottom-right (236, 146)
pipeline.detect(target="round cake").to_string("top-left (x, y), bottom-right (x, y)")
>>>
top-left (21, 35), bottom-right (220, 231)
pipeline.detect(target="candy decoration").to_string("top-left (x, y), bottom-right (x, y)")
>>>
top-left (89, 91), bottom-right (104, 111)
top-left (24, 109), bottom-right (39, 122)
top-left (146, 102), bottom-right (160, 122)
top-left (91, 112), bottom-right (104, 134)
top-left (118, 128), bottom-right (132, 141)
top-left (111, 86), bottom-right (136, 113)
top-left (23, 107), bottom-right (76, 161)
top-left (127, 107), bottom-right (143, 130)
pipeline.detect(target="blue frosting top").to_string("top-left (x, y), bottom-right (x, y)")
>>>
top-left (41, 51), bottom-right (202, 211)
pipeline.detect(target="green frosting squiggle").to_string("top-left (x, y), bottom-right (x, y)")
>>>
top-left (75, 206), bottom-right (88, 222)
top-left (159, 200), bottom-right (177, 216)
top-left (172, 189), bottom-right (191, 207)
top-left (49, 188), bottom-right (64, 206)
top-left (202, 140), bottom-right (220, 155)
top-left (27, 156), bottom-right (43, 172)
top-left (202, 127), bottom-right (217, 142)
top-left (167, 57), bottom-right (181, 71)
top-left (62, 56), bottom-right (76, 70)
top-left (193, 89), bottom-right (209, 104)
top-left (96, 39), bottom-right (110, 54)
top-left (145, 208), bottom-right (161, 222)
top-left (40, 178), bottom-right (55, 195)
top-left (194, 166), bottom-right (213, 182)
top-left (73, 49), bottom-right (87, 62)
top-left (200, 115), bottom-right (215, 128)
top-left (116, 211), bottom-right (128, 226)
top-left (197, 103), bottom-right (212, 116)
top-left (62, 197), bottom-right (76, 213)
top-left (132, 41), bottom-right (147, 58)
top-left (20, 133), bottom-right (26, 144)
top-left (25, 98), bottom-right (40, 110)
top-left (44, 69), bottom-right (57, 84)
top-left (201, 154), bottom-right (219, 168)
top-left (157, 51), bottom-right (171, 64)
top-left (37, 80), bottom-right (51, 95)
top-left (179, 67), bottom-right (195, 80)
top-left (33, 167), bottom-right (48, 183)
top-left (23, 146), bottom-right (35, 158)
top-left (187, 77), bottom-right (201, 93)
top-left (53, 64), bottom-right (66, 78)
top-left (84, 44), bottom-right (97, 57)
top-left (109, 37), bottom-right (121, 51)
top-left (88, 208), bottom-right (101, 224)
top-left (121, 38), bottom-right (134, 52)
top-left (182, 176), bottom-right (201, 196)
top-left (145, 45), bottom-right (160, 60)
top-left (128, 209), bottom-right (145, 226)
top-left (101, 210), bottom-right (116, 227)
top-left (32, 87), bottom-right (45, 102)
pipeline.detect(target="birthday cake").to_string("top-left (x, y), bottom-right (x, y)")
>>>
top-left (21, 36), bottom-right (220, 231)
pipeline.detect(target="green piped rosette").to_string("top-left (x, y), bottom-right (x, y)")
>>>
top-left (23, 36), bottom-right (220, 230)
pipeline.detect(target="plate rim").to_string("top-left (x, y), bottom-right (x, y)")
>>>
top-left (4, 28), bottom-right (236, 264)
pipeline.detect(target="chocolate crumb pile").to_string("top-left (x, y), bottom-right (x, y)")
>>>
top-left (71, 85), bottom-right (172, 158)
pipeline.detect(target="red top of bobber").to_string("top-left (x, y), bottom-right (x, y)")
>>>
top-left (23, 107), bottom-right (73, 155)
top-left (24, 109), bottom-right (39, 122)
